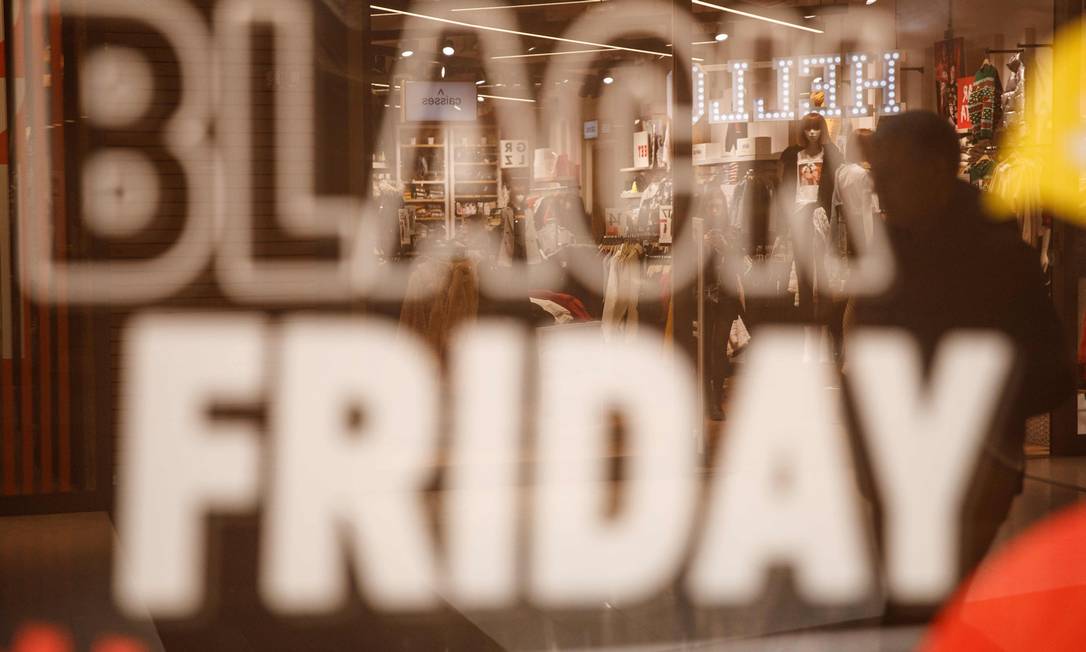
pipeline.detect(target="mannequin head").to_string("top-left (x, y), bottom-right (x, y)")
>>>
top-left (800, 112), bottom-right (830, 150)
top-left (846, 128), bottom-right (875, 166)
top-left (871, 111), bottom-right (960, 230)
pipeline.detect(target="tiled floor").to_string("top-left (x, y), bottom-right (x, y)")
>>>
top-left (0, 457), bottom-right (1083, 651)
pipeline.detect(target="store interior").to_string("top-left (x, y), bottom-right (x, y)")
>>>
top-left (363, 0), bottom-right (1080, 446)
top-left (0, 1), bottom-right (1085, 650)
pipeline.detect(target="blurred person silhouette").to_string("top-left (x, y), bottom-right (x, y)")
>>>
top-left (699, 183), bottom-right (742, 420)
top-left (849, 110), bottom-right (1075, 621)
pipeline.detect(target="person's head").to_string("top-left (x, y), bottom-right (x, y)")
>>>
top-left (846, 128), bottom-right (875, 165)
top-left (800, 112), bottom-right (829, 149)
top-left (871, 110), bottom-right (960, 230)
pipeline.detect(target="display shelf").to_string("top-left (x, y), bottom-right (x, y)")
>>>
top-left (620, 166), bottom-right (653, 172)
top-left (694, 155), bottom-right (778, 166)
top-left (401, 144), bottom-right (445, 148)
top-left (450, 125), bottom-right (504, 233)
top-left (404, 198), bottom-right (446, 203)
top-left (620, 191), bottom-right (643, 199)
top-left (534, 176), bottom-right (580, 184)
top-left (407, 180), bottom-right (446, 184)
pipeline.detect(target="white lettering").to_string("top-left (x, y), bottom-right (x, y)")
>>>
top-left (848, 329), bottom-right (1013, 601)
top-left (689, 327), bottom-right (871, 603)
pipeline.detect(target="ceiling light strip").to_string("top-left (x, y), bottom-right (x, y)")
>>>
top-left (452, 0), bottom-right (603, 11)
top-left (479, 93), bottom-right (537, 103)
top-left (691, 0), bottom-right (824, 34)
top-left (369, 4), bottom-right (671, 57)
top-left (492, 47), bottom-right (615, 59)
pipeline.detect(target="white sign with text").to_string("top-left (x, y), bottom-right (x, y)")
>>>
top-left (500, 140), bottom-right (530, 169)
top-left (404, 81), bottom-right (478, 122)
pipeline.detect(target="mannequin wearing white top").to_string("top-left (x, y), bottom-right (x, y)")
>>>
top-left (832, 129), bottom-right (878, 251)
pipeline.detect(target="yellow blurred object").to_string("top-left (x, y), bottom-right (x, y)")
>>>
top-left (811, 90), bottom-right (826, 107)
top-left (998, 18), bottom-right (1086, 224)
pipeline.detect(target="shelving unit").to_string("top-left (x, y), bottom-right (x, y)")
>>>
top-left (450, 126), bottom-right (503, 234)
top-left (397, 124), bottom-right (449, 237)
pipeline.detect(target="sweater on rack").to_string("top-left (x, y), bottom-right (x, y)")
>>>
top-left (968, 62), bottom-right (1004, 142)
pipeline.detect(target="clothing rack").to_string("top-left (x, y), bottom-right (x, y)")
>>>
top-left (1017, 43), bottom-right (1052, 49)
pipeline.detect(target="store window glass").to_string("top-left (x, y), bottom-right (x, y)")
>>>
top-left (0, 0), bottom-right (1084, 650)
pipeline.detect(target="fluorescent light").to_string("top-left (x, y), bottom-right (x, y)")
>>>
top-left (452, 0), bottom-right (603, 11)
top-left (401, 49), bottom-right (414, 57)
top-left (479, 93), bottom-right (535, 103)
top-left (715, 32), bottom-right (728, 41)
top-left (440, 65), bottom-right (447, 78)
top-left (369, 4), bottom-right (672, 57)
top-left (804, 13), bottom-right (816, 19)
top-left (692, 0), bottom-right (825, 34)
top-left (492, 47), bottom-right (614, 60)
top-left (866, 0), bottom-right (878, 4)
top-left (371, 82), bottom-right (390, 87)
top-left (476, 79), bottom-right (486, 85)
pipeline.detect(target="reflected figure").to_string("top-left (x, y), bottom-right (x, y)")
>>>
top-left (851, 110), bottom-right (1075, 619)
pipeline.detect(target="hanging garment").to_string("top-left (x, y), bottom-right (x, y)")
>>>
top-left (1001, 54), bottom-right (1027, 132)
top-left (498, 203), bottom-right (542, 266)
top-left (537, 221), bottom-right (575, 259)
top-left (1079, 314), bottom-right (1086, 371)
top-left (530, 298), bottom-right (575, 324)
top-left (530, 291), bottom-right (592, 321)
top-left (731, 173), bottom-right (774, 250)
top-left (968, 62), bottom-right (1004, 142)
top-left (602, 244), bottom-right (642, 340)
top-left (989, 157), bottom-right (1044, 249)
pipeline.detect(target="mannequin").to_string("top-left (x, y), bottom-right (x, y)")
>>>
top-left (498, 189), bottom-right (540, 266)
top-left (832, 128), bottom-right (878, 251)
top-left (778, 113), bottom-right (843, 324)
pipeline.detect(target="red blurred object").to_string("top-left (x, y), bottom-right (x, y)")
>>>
top-left (9, 624), bottom-right (71, 652)
top-left (90, 636), bottom-right (148, 652)
top-left (922, 503), bottom-right (1086, 651)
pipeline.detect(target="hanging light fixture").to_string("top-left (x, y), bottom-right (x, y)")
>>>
top-left (714, 32), bottom-right (728, 42)
top-left (602, 72), bottom-right (614, 85)
top-left (442, 39), bottom-right (456, 56)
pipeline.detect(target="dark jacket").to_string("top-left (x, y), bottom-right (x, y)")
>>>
top-left (779, 142), bottom-right (843, 215)
top-left (851, 182), bottom-right (1075, 465)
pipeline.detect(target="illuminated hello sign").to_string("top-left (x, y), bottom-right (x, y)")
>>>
top-left (697, 51), bottom-right (904, 124)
